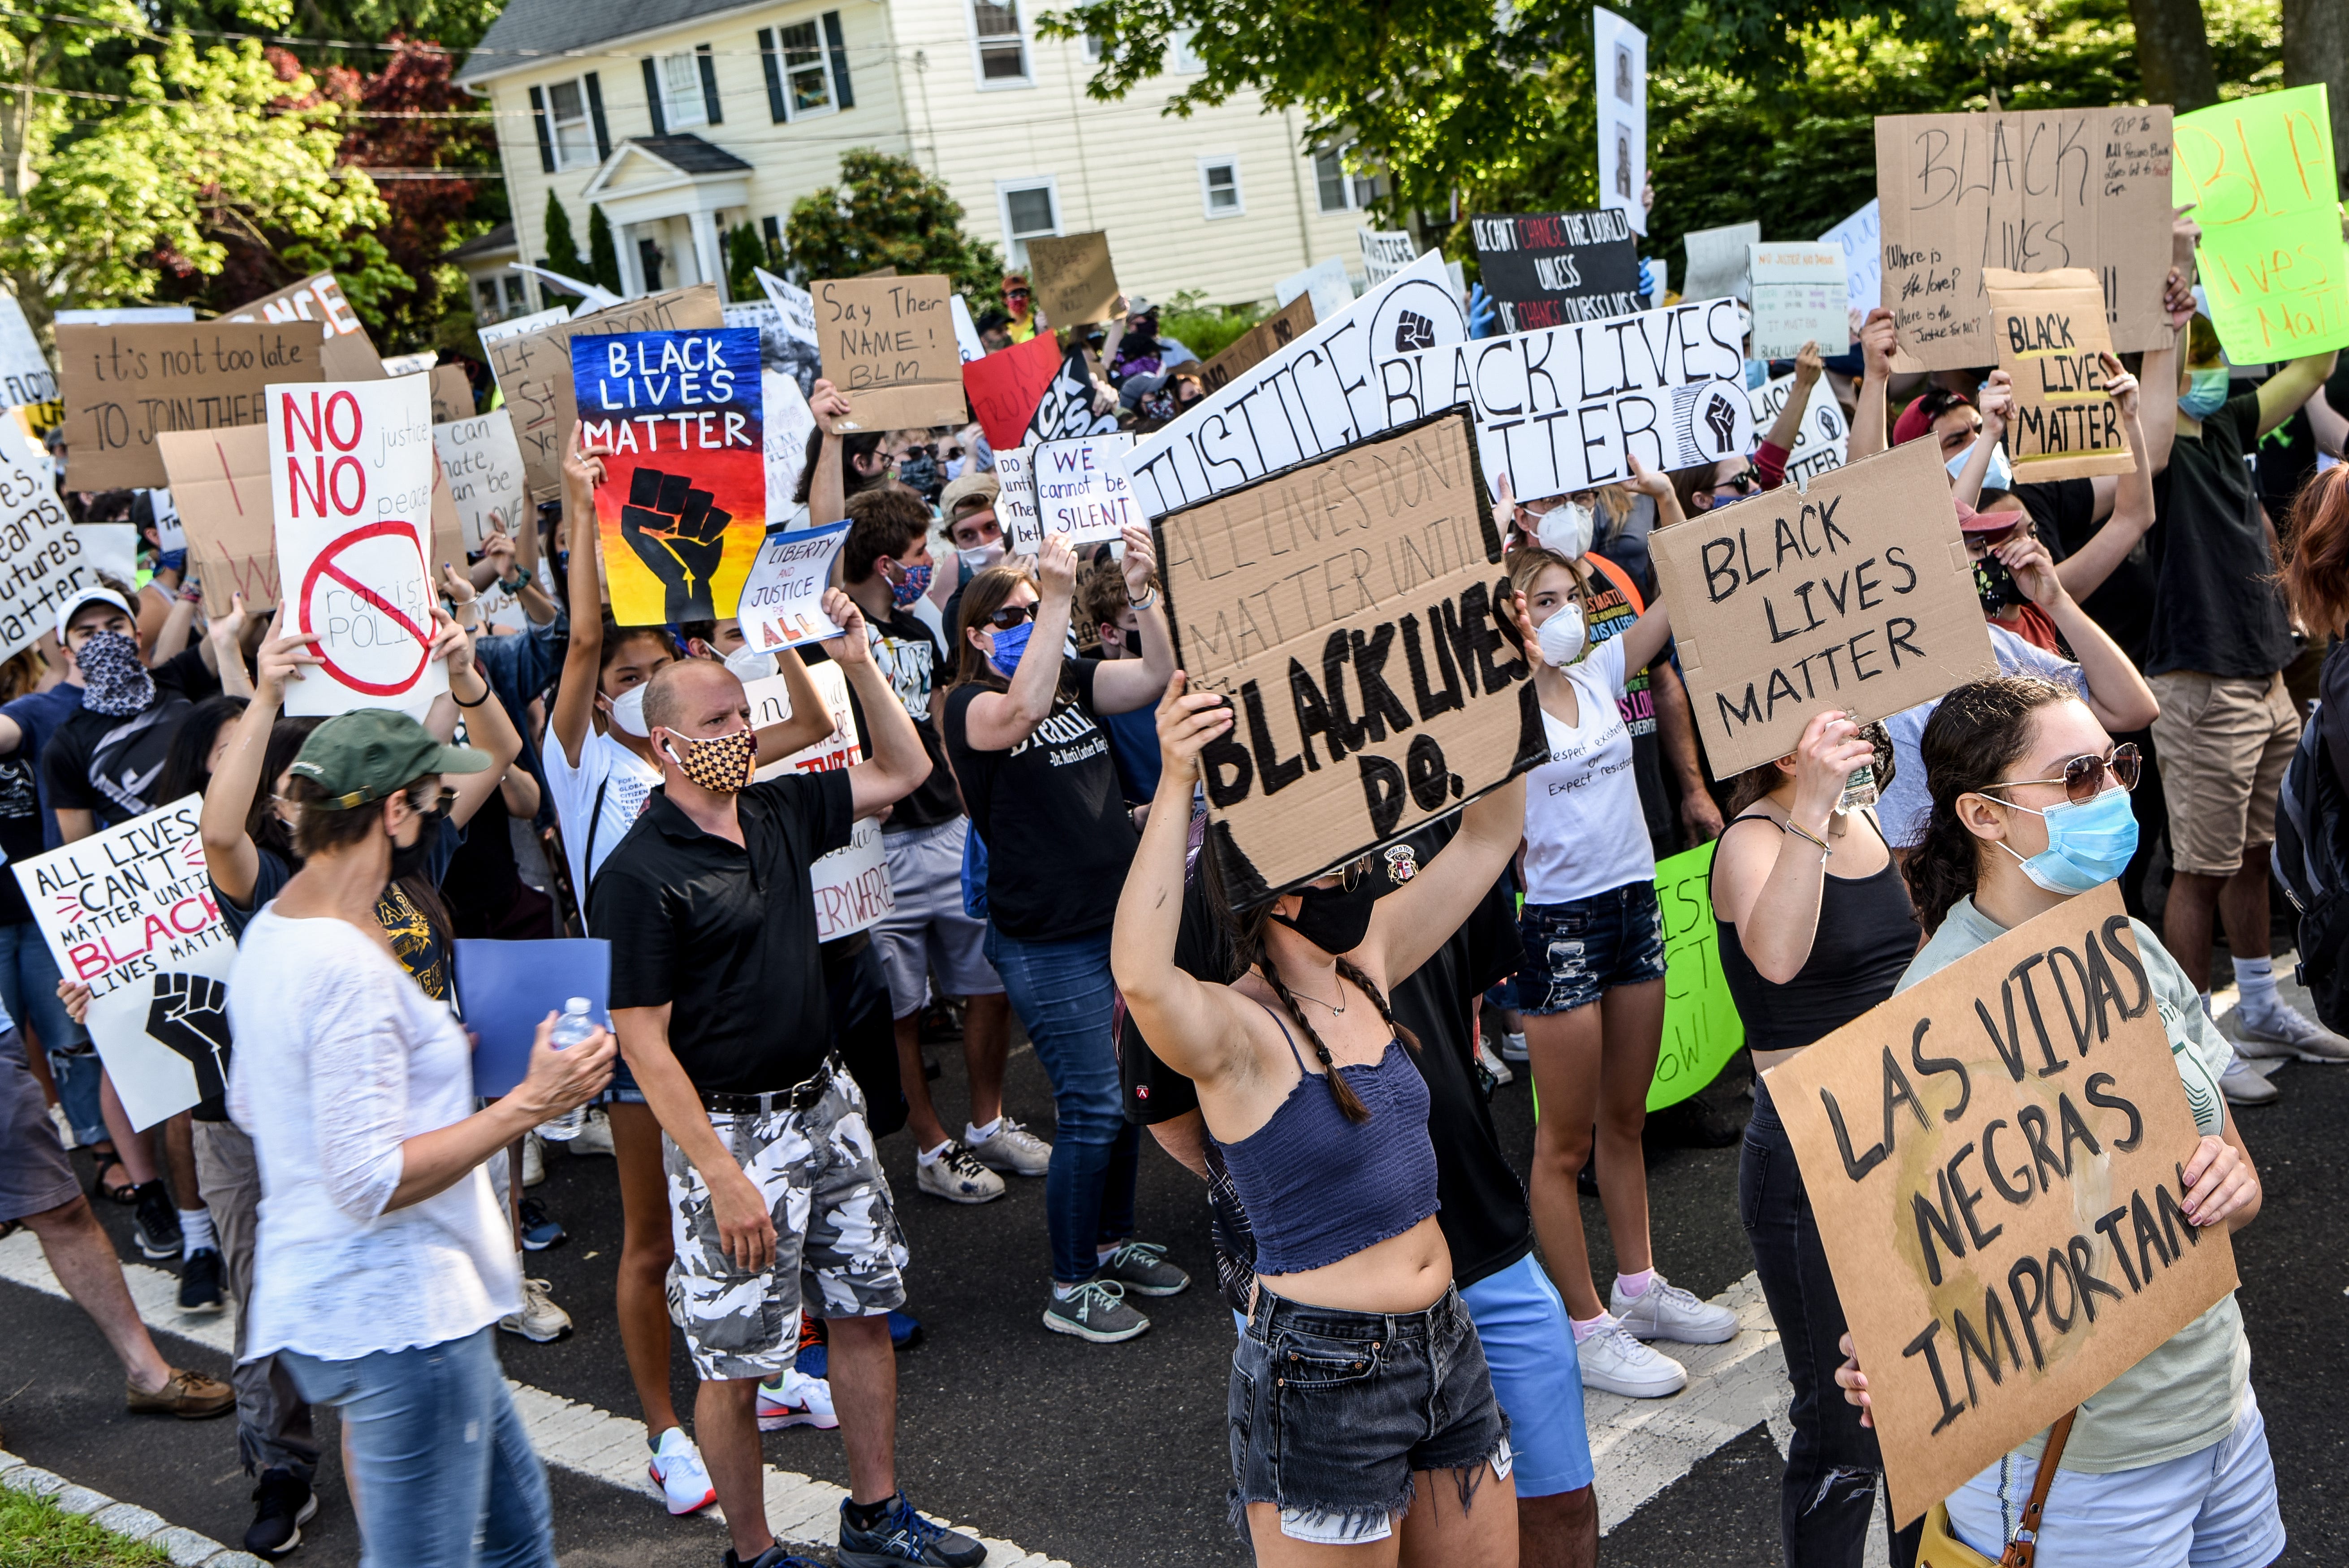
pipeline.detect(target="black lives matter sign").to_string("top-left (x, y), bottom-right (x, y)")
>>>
top-left (1470, 208), bottom-right (1642, 332)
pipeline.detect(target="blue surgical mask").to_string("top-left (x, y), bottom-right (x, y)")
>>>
top-left (1947, 440), bottom-right (2012, 493)
top-left (1998, 785), bottom-right (2140, 894)
top-left (987, 618), bottom-right (1034, 678)
top-left (2179, 367), bottom-right (2229, 420)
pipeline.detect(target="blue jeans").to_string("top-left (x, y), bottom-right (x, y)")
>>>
top-left (984, 924), bottom-right (1138, 1284)
top-left (0, 923), bottom-right (98, 1145)
top-left (281, 1327), bottom-right (554, 1568)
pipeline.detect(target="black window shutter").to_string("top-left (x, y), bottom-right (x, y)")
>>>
top-left (757, 28), bottom-right (788, 123)
top-left (642, 57), bottom-right (667, 135)
top-left (824, 12), bottom-right (854, 108)
top-left (585, 72), bottom-right (611, 160)
top-left (697, 44), bottom-right (722, 125)
top-left (528, 84), bottom-right (555, 173)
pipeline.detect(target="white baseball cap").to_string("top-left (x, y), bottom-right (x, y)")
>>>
top-left (55, 586), bottom-right (135, 644)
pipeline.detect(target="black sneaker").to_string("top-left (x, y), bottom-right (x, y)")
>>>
top-left (246, 1469), bottom-right (317, 1558)
top-left (518, 1198), bottom-right (566, 1251)
top-left (177, 1247), bottom-right (224, 1313)
top-left (838, 1492), bottom-right (985, 1568)
top-left (130, 1184), bottom-right (181, 1260)
top-left (721, 1549), bottom-right (825, 1568)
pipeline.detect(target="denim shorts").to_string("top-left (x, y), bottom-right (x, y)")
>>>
top-left (1516, 881), bottom-right (1667, 1015)
top-left (1229, 1284), bottom-right (1511, 1542)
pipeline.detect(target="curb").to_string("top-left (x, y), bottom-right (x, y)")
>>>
top-left (0, 1447), bottom-right (267, 1568)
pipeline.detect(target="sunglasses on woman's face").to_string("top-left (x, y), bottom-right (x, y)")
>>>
top-left (986, 602), bottom-right (1037, 630)
top-left (1713, 469), bottom-right (1760, 497)
top-left (1979, 743), bottom-right (2142, 806)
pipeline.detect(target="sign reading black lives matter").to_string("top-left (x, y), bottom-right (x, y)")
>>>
top-left (1157, 409), bottom-right (1542, 905)
top-left (1648, 438), bottom-right (1995, 778)
top-left (1469, 208), bottom-right (1643, 331)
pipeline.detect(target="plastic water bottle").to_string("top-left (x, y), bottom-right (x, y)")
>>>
top-left (538, 997), bottom-right (597, 1141)
top-left (1836, 713), bottom-right (1879, 817)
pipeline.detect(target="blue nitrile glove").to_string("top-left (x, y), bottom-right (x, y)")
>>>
top-left (1468, 282), bottom-right (1500, 340)
top-left (1639, 256), bottom-right (1665, 302)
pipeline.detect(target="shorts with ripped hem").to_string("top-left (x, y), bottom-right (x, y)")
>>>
top-left (1516, 881), bottom-right (1667, 1016)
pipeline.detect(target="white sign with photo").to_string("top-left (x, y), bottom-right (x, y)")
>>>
top-left (1593, 8), bottom-right (1649, 238)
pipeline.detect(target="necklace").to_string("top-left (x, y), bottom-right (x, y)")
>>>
top-left (1287, 980), bottom-right (1347, 1015)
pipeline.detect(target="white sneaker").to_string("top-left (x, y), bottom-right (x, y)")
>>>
top-left (48, 1102), bottom-right (78, 1149)
top-left (1476, 1039), bottom-right (1514, 1085)
top-left (1574, 1316), bottom-right (1688, 1398)
top-left (569, 1107), bottom-right (616, 1156)
top-left (916, 1140), bottom-right (1005, 1203)
top-left (966, 1116), bottom-right (1051, 1177)
top-left (520, 1132), bottom-right (545, 1188)
top-left (2219, 1050), bottom-right (2281, 1106)
top-left (1610, 1273), bottom-right (1739, 1345)
top-left (756, 1368), bottom-right (839, 1431)
top-left (2235, 1001), bottom-right (2349, 1063)
top-left (497, 1277), bottom-right (571, 1342)
top-left (1500, 1031), bottom-right (1529, 1063)
top-left (646, 1426), bottom-right (715, 1515)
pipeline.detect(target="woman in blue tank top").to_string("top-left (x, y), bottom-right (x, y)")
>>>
top-left (1112, 623), bottom-right (1536, 1564)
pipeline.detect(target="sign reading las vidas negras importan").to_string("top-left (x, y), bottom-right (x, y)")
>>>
top-left (1157, 409), bottom-right (1541, 906)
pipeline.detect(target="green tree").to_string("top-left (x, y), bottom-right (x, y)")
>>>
top-left (541, 190), bottom-right (584, 299)
top-left (587, 204), bottom-right (621, 294)
top-left (726, 222), bottom-right (765, 302)
top-left (783, 149), bottom-right (1002, 296)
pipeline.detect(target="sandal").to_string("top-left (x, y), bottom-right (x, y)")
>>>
top-left (90, 1148), bottom-right (136, 1203)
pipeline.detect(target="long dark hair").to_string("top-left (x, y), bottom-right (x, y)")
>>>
top-left (155, 695), bottom-right (248, 807)
top-left (1904, 675), bottom-right (2072, 933)
top-left (255, 716), bottom-right (322, 867)
top-left (949, 562), bottom-right (1075, 699)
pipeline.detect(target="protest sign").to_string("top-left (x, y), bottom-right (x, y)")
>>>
top-left (1023, 343), bottom-right (1118, 445)
top-left (1648, 438), bottom-right (1995, 778)
top-left (813, 275), bottom-right (965, 430)
top-left (269, 376), bottom-right (448, 717)
top-left (142, 487), bottom-right (185, 553)
top-left (746, 659), bottom-right (894, 939)
top-left (2173, 86), bottom-right (2348, 361)
top-left (963, 332), bottom-right (1063, 449)
top-left (455, 938), bottom-right (611, 1099)
top-left (1025, 232), bottom-right (1121, 327)
top-left (1750, 371), bottom-right (1850, 485)
top-left (1984, 268), bottom-right (2134, 483)
top-left (1359, 229), bottom-right (1418, 289)
top-left (1874, 107), bottom-right (2176, 371)
top-left (1765, 882), bottom-right (2237, 1525)
top-left (755, 268), bottom-right (821, 348)
top-left (950, 295), bottom-right (985, 362)
top-left (55, 307), bottom-right (194, 325)
top-left (1821, 199), bottom-right (1884, 315)
top-left (12, 799), bottom-right (235, 1130)
top-left (1034, 433), bottom-right (1140, 545)
top-left (1276, 257), bottom-right (1356, 324)
top-left (223, 272), bottom-right (384, 381)
top-left (1750, 244), bottom-right (1851, 358)
top-left (1157, 409), bottom-right (1539, 904)
top-left (996, 444), bottom-right (1041, 553)
top-left (160, 425), bottom-right (274, 614)
top-left (571, 325), bottom-right (765, 625)
top-left (1594, 8), bottom-right (1649, 237)
top-left (1649, 840), bottom-right (1743, 1111)
top-left (737, 519), bottom-right (849, 652)
top-left (764, 368), bottom-right (818, 525)
top-left (433, 409), bottom-right (528, 552)
top-left (476, 305), bottom-right (568, 348)
top-left (1124, 250), bottom-right (1468, 518)
top-left (78, 522), bottom-right (135, 588)
top-left (483, 284), bottom-right (723, 506)
top-left (1195, 294), bottom-right (1317, 394)
top-left (1469, 208), bottom-right (1642, 330)
top-left (1683, 221), bottom-right (1760, 304)
top-left (0, 294), bottom-right (55, 406)
top-left (58, 321), bottom-right (320, 490)
top-left (0, 440), bottom-right (99, 660)
top-left (429, 363), bottom-right (472, 424)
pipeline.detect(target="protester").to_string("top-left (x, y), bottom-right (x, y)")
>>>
top-left (1000, 274), bottom-right (1040, 342)
top-left (2284, 466), bottom-right (2349, 798)
top-left (1073, 557), bottom-right (1160, 804)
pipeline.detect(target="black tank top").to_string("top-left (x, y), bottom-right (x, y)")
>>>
top-left (1712, 812), bottom-right (1919, 1054)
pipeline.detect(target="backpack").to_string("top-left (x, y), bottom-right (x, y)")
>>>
top-left (2271, 699), bottom-right (2349, 1031)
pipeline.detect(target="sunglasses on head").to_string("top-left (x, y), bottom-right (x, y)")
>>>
top-left (1978, 743), bottom-right (2142, 806)
top-left (986, 602), bottom-right (1037, 630)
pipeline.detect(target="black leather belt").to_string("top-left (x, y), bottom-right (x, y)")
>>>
top-left (700, 1054), bottom-right (841, 1115)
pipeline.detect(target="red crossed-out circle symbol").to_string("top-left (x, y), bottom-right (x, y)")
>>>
top-left (298, 521), bottom-right (434, 696)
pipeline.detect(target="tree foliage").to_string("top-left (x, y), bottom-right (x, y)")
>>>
top-left (782, 149), bottom-right (1004, 296)
top-left (542, 190), bottom-right (583, 288)
top-left (587, 204), bottom-right (621, 295)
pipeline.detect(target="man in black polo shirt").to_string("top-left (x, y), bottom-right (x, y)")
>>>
top-left (596, 618), bottom-right (983, 1568)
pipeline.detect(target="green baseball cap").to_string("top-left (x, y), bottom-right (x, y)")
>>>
top-left (288, 708), bottom-right (491, 809)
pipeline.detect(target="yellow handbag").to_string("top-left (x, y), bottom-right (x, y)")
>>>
top-left (1917, 1411), bottom-right (2077, 1568)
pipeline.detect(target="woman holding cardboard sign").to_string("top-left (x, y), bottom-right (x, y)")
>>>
top-left (1836, 674), bottom-right (2277, 1568)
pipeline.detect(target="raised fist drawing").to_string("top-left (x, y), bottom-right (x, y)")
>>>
top-left (148, 972), bottom-right (232, 1103)
top-left (1702, 388), bottom-right (1739, 451)
top-left (621, 467), bottom-right (732, 622)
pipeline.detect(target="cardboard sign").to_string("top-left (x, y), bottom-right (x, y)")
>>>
top-left (1822, 199), bottom-right (1884, 315)
top-left (812, 275), bottom-right (965, 430)
top-left (1683, 221), bottom-right (1760, 305)
top-left (483, 284), bottom-right (723, 506)
top-left (571, 326), bottom-right (765, 625)
top-left (159, 425), bottom-right (274, 613)
top-left (12, 799), bottom-right (235, 1130)
top-left (58, 321), bottom-right (321, 490)
top-left (1024, 232), bottom-right (1120, 327)
top-left (1985, 268), bottom-right (2134, 483)
top-left (746, 659), bottom-right (894, 939)
top-left (1874, 107), bottom-right (2176, 371)
top-left (996, 444), bottom-right (1041, 553)
top-left (1276, 257), bottom-right (1356, 324)
top-left (0, 445), bottom-right (100, 659)
top-left (1034, 433), bottom-right (1139, 544)
top-left (1124, 250), bottom-right (1469, 518)
top-left (1750, 371), bottom-right (1851, 485)
top-left (476, 305), bottom-right (568, 348)
top-left (1470, 208), bottom-right (1642, 331)
top-left (1649, 840), bottom-right (1743, 1111)
top-left (429, 364), bottom-right (473, 424)
top-left (268, 377), bottom-right (449, 717)
top-left (737, 519), bottom-right (849, 651)
top-left (223, 272), bottom-right (384, 381)
top-left (433, 409), bottom-right (528, 552)
top-left (2173, 86), bottom-right (2348, 360)
top-left (1750, 244), bottom-right (1851, 358)
top-left (1359, 228), bottom-right (1418, 288)
top-left (1157, 410), bottom-right (1537, 904)
top-left (1764, 883), bottom-right (2238, 1525)
top-left (1195, 294), bottom-right (1317, 394)
top-left (1594, 7), bottom-right (1649, 236)
top-left (764, 368), bottom-right (818, 524)
top-left (0, 294), bottom-right (56, 406)
top-left (1648, 438), bottom-right (1996, 778)
top-left (963, 333), bottom-right (1063, 449)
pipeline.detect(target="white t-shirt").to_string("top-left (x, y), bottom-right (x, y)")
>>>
top-left (544, 726), bottom-right (662, 905)
top-left (228, 910), bottom-right (518, 1363)
top-left (1880, 623), bottom-right (2089, 849)
top-left (1522, 636), bottom-right (1655, 904)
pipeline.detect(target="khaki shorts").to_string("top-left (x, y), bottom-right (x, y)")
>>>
top-left (2148, 670), bottom-right (2301, 876)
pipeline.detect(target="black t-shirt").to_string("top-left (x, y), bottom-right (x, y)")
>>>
top-left (41, 648), bottom-right (221, 828)
top-left (807, 608), bottom-right (960, 833)
top-left (2017, 477), bottom-right (2157, 666)
top-left (943, 659), bottom-right (1136, 941)
top-left (595, 772), bottom-right (854, 1093)
top-left (0, 749), bottom-right (42, 924)
top-left (2144, 389), bottom-right (2297, 680)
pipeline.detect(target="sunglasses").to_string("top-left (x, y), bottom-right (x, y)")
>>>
top-left (986, 602), bottom-right (1037, 631)
top-left (1713, 470), bottom-right (1760, 497)
top-left (415, 785), bottom-right (459, 821)
top-left (1978, 743), bottom-right (2142, 806)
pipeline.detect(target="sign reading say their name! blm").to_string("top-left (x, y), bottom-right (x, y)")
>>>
top-left (814, 275), bottom-right (965, 431)
top-left (269, 376), bottom-right (448, 718)
top-left (1763, 884), bottom-right (2237, 1526)
top-left (1157, 409), bottom-right (1541, 906)
top-left (1649, 438), bottom-right (1995, 778)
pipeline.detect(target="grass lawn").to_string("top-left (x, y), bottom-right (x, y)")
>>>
top-left (0, 1486), bottom-right (169, 1568)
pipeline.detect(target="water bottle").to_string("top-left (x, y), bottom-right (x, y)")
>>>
top-left (1836, 713), bottom-right (1878, 816)
top-left (538, 997), bottom-right (597, 1141)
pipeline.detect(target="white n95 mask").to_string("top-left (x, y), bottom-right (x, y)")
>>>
top-left (1538, 603), bottom-right (1589, 667)
top-left (609, 683), bottom-right (650, 737)
top-left (1536, 499), bottom-right (1597, 560)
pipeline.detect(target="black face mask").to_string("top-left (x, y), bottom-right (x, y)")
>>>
top-left (1269, 876), bottom-right (1382, 956)
top-left (388, 824), bottom-right (432, 882)
top-left (1974, 553), bottom-right (2028, 615)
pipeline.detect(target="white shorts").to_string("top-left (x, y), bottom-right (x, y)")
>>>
top-left (870, 818), bottom-right (1001, 1019)
top-left (1947, 1386), bottom-right (2283, 1568)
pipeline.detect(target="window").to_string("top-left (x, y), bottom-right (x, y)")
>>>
top-left (972, 0), bottom-right (1028, 85)
top-left (1169, 26), bottom-right (1205, 73)
top-left (1313, 143), bottom-right (1385, 214)
top-left (547, 78), bottom-right (595, 168)
top-left (502, 276), bottom-right (530, 315)
top-left (475, 278), bottom-right (501, 322)
top-left (1198, 155), bottom-right (1242, 218)
top-left (659, 52), bottom-right (707, 128)
top-left (996, 177), bottom-right (1058, 268)
top-left (774, 21), bottom-right (833, 116)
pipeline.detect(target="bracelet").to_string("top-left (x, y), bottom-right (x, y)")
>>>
top-left (1780, 818), bottom-right (1832, 858)
top-left (453, 683), bottom-right (492, 708)
top-left (500, 569), bottom-right (529, 593)
top-left (1128, 585), bottom-right (1159, 613)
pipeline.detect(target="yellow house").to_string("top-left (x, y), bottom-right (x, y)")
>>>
top-left (453, 0), bottom-right (1390, 322)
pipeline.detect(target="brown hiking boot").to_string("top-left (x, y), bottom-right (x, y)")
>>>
top-left (126, 1367), bottom-right (234, 1419)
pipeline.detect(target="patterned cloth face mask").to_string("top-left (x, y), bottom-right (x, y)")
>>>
top-left (665, 726), bottom-right (757, 794)
top-left (77, 630), bottom-right (155, 717)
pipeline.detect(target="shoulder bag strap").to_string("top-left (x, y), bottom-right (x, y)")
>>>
top-left (1999, 1409), bottom-right (2079, 1568)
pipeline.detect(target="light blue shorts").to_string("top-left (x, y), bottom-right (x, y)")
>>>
top-left (1459, 1252), bottom-right (1596, 1498)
